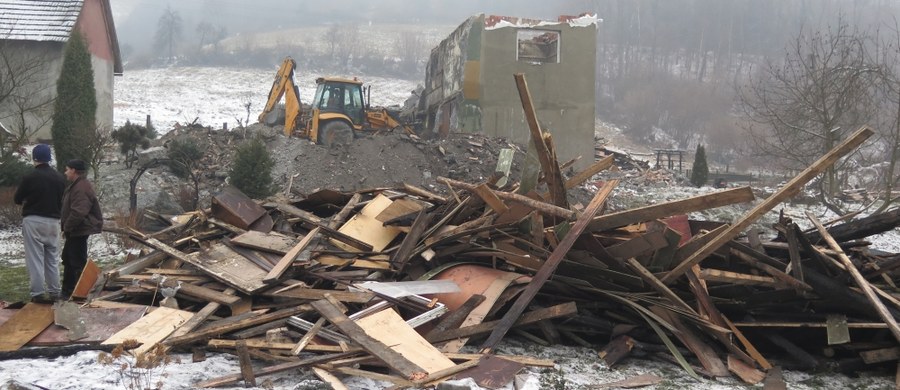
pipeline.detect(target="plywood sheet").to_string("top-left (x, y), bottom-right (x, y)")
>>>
top-left (356, 308), bottom-right (455, 374)
top-left (103, 306), bottom-right (193, 355)
top-left (0, 306), bottom-right (146, 345)
top-left (230, 230), bottom-right (298, 255)
top-left (182, 242), bottom-right (269, 294)
top-left (0, 303), bottom-right (54, 351)
top-left (333, 194), bottom-right (401, 252)
top-left (72, 259), bottom-right (100, 299)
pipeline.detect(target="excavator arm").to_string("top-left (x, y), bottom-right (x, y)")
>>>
top-left (259, 57), bottom-right (303, 136)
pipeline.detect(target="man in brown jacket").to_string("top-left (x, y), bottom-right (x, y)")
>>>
top-left (60, 159), bottom-right (103, 299)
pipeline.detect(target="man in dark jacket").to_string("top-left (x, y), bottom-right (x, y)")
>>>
top-left (60, 159), bottom-right (103, 300)
top-left (14, 144), bottom-right (66, 304)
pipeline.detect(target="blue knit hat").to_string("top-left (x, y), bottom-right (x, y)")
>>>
top-left (32, 144), bottom-right (51, 163)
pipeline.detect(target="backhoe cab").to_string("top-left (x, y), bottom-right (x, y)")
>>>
top-left (258, 57), bottom-right (414, 146)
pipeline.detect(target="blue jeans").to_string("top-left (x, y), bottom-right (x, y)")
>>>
top-left (22, 215), bottom-right (61, 297)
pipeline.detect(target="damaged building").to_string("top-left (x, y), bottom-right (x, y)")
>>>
top-left (421, 13), bottom-right (598, 170)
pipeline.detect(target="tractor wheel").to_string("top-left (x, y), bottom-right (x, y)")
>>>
top-left (319, 121), bottom-right (354, 147)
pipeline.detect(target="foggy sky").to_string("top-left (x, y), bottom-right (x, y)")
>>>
top-left (112, 0), bottom-right (594, 53)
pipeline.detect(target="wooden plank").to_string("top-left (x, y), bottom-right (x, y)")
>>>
top-left (163, 305), bottom-right (310, 348)
top-left (103, 306), bottom-right (193, 355)
top-left (165, 288), bottom-right (237, 345)
top-left (651, 306), bottom-right (729, 377)
top-left (564, 155), bottom-right (614, 190)
top-left (390, 209), bottom-right (434, 273)
top-left (471, 183), bottom-right (509, 214)
top-left (264, 227), bottom-right (319, 283)
top-left (333, 194), bottom-right (402, 252)
top-left (311, 299), bottom-right (426, 378)
top-left (72, 259), bottom-right (100, 299)
top-left (311, 367), bottom-right (348, 390)
top-left (588, 187), bottom-right (755, 232)
top-left (263, 287), bottom-right (374, 303)
top-left (605, 231), bottom-right (669, 261)
top-left (356, 308), bottom-right (455, 374)
top-left (375, 197), bottom-right (424, 223)
top-left (235, 340), bottom-right (256, 387)
top-left (762, 366), bottom-right (787, 390)
top-left (728, 354), bottom-right (765, 384)
top-left (662, 126), bottom-right (874, 284)
top-left (699, 269), bottom-right (779, 287)
top-left (0, 303), bottom-right (54, 351)
top-left (514, 73), bottom-right (568, 208)
top-left (182, 243), bottom-right (270, 294)
top-left (479, 180), bottom-right (618, 352)
top-left (860, 347), bottom-right (900, 364)
top-left (437, 177), bottom-right (575, 220)
top-left (229, 230), bottom-right (298, 255)
top-left (429, 302), bottom-right (578, 344)
top-left (293, 317), bottom-right (326, 355)
top-left (624, 258), bottom-right (693, 312)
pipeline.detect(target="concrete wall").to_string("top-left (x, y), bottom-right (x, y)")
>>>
top-left (422, 14), bottom-right (597, 170)
top-left (0, 41), bottom-right (63, 142)
top-left (477, 20), bottom-right (596, 170)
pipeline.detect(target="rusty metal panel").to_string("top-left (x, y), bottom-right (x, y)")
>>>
top-left (211, 186), bottom-right (267, 230)
top-left (453, 355), bottom-right (524, 389)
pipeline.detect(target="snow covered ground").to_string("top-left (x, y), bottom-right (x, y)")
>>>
top-left (1, 66), bottom-right (899, 389)
top-left (113, 66), bottom-right (421, 132)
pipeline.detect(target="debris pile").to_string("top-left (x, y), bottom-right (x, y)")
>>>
top-left (2, 79), bottom-right (900, 389)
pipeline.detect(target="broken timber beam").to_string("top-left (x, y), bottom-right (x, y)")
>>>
top-left (808, 212), bottom-right (900, 344)
top-left (437, 176), bottom-right (575, 220)
top-left (514, 73), bottom-right (568, 209)
top-left (661, 126), bottom-right (874, 284)
top-left (587, 187), bottom-right (754, 232)
top-left (479, 180), bottom-right (618, 352)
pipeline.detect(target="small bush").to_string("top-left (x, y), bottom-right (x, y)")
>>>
top-left (165, 137), bottom-right (204, 178)
top-left (111, 121), bottom-right (157, 168)
top-left (229, 137), bottom-right (275, 199)
top-left (0, 154), bottom-right (32, 187)
top-left (98, 339), bottom-right (177, 390)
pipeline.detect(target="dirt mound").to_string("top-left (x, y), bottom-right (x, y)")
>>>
top-left (97, 124), bottom-right (536, 214)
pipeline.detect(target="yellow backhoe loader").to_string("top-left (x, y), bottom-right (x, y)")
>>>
top-left (258, 57), bottom-right (415, 146)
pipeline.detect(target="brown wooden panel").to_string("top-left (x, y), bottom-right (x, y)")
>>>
top-left (0, 303), bottom-right (54, 351)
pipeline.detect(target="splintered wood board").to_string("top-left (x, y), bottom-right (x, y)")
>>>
top-left (0, 303), bottom-right (54, 351)
top-left (356, 308), bottom-right (455, 374)
top-left (0, 306), bottom-right (146, 345)
top-left (72, 259), bottom-right (100, 299)
top-left (182, 242), bottom-right (269, 294)
top-left (103, 306), bottom-right (193, 355)
top-left (333, 194), bottom-right (402, 252)
top-left (230, 230), bottom-right (299, 255)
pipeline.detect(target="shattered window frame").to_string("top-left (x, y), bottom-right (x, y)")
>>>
top-left (516, 29), bottom-right (560, 64)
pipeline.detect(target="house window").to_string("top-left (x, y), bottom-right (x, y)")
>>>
top-left (517, 30), bottom-right (560, 63)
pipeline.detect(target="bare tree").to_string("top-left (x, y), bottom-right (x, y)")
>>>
top-left (323, 23), bottom-right (360, 69)
top-left (395, 30), bottom-right (425, 76)
top-left (154, 5), bottom-right (183, 60)
top-left (0, 39), bottom-right (55, 157)
top-left (738, 19), bottom-right (883, 214)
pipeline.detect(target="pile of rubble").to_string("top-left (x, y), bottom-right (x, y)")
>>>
top-left (3, 124), bottom-right (900, 388)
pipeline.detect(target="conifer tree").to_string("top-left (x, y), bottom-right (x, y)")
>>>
top-left (50, 30), bottom-right (96, 171)
top-left (690, 144), bottom-right (709, 188)
top-left (229, 138), bottom-right (275, 199)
